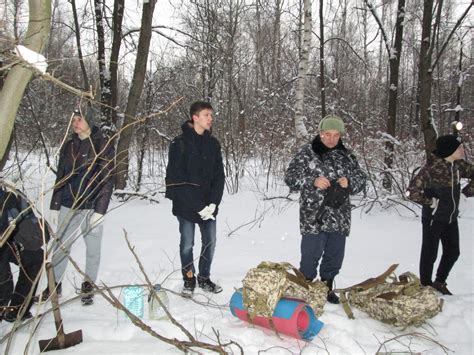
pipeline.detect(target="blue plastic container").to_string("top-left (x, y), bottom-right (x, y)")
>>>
top-left (123, 286), bottom-right (144, 318)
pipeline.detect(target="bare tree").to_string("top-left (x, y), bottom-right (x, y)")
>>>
top-left (115, 0), bottom-right (157, 189)
top-left (364, 0), bottom-right (406, 190)
top-left (0, 0), bottom-right (51, 164)
top-left (93, 0), bottom-right (125, 137)
top-left (293, 0), bottom-right (311, 146)
top-left (70, 0), bottom-right (89, 91)
top-left (417, 0), bottom-right (471, 155)
top-left (417, 0), bottom-right (441, 156)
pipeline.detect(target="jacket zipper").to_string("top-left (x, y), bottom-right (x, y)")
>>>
top-left (449, 163), bottom-right (456, 224)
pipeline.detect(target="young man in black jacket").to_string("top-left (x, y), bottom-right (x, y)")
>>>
top-left (0, 184), bottom-right (47, 322)
top-left (34, 108), bottom-right (115, 305)
top-left (165, 101), bottom-right (225, 297)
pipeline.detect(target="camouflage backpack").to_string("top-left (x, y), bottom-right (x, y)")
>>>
top-left (337, 264), bottom-right (443, 327)
top-left (242, 261), bottom-right (328, 319)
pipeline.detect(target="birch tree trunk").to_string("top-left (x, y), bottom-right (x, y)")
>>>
top-left (0, 0), bottom-right (51, 163)
top-left (115, 0), bottom-right (157, 189)
top-left (293, 0), bottom-right (311, 147)
top-left (94, 0), bottom-right (111, 129)
top-left (319, 0), bottom-right (326, 118)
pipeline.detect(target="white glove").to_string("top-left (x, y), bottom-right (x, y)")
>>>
top-left (49, 210), bottom-right (59, 226)
top-left (198, 204), bottom-right (216, 221)
top-left (207, 203), bottom-right (216, 215)
top-left (430, 198), bottom-right (439, 210)
top-left (90, 212), bottom-right (104, 228)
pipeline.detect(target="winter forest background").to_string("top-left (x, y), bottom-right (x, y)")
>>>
top-left (1, 0), bottom-right (472, 194)
top-left (0, 0), bottom-right (473, 354)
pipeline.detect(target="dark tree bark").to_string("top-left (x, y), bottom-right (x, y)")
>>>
top-left (364, 0), bottom-right (406, 190)
top-left (115, 0), bottom-right (157, 189)
top-left (93, 0), bottom-right (124, 138)
top-left (454, 43), bottom-right (462, 125)
top-left (94, 0), bottom-right (112, 131)
top-left (71, 0), bottom-right (89, 91)
top-left (109, 0), bottom-right (125, 134)
top-left (417, 0), bottom-right (441, 157)
top-left (384, 0), bottom-right (405, 190)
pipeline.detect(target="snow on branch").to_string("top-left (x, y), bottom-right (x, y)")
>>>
top-left (14, 45), bottom-right (48, 74)
top-left (12, 45), bottom-right (94, 99)
top-left (379, 132), bottom-right (401, 146)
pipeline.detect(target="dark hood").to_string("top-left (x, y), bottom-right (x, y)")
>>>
top-left (71, 125), bottom-right (102, 141)
top-left (311, 134), bottom-right (347, 156)
top-left (181, 120), bottom-right (212, 138)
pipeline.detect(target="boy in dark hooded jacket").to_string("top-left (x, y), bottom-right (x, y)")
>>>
top-left (407, 135), bottom-right (473, 295)
top-left (34, 107), bottom-right (115, 305)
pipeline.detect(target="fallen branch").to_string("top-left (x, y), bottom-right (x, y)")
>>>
top-left (114, 189), bottom-right (161, 203)
top-left (375, 331), bottom-right (451, 354)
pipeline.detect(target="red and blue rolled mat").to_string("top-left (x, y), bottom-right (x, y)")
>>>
top-left (230, 289), bottom-right (324, 341)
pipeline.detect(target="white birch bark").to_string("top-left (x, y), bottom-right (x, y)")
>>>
top-left (0, 0), bottom-right (51, 162)
top-left (293, 0), bottom-right (312, 147)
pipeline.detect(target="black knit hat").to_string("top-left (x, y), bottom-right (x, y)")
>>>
top-left (73, 107), bottom-right (96, 128)
top-left (433, 135), bottom-right (462, 158)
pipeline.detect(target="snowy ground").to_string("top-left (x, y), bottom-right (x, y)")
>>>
top-left (1, 176), bottom-right (473, 354)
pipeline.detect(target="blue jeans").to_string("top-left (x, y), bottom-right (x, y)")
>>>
top-left (299, 231), bottom-right (346, 281)
top-left (177, 216), bottom-right (216, 280)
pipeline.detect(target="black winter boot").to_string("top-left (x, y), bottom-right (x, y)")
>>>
top-left (181, 276), bottom-right (196, 298)
top-left (81, 281), bottom-right (94, 305)
top-left (322, 278), bottom-right (340, 304)
top-left (33, 282), bottom-right (62, 304)
top-left (432, 280), bottom-right (452, 295)
top-left (198, 277), bottom-right (223, 294)
top-left (3, 309), bottom-right (33, 323)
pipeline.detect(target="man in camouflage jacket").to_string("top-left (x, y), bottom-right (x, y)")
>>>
top-left (407, 135), bottom-right (473, 295)
top-left (285, 115), bottom-right (366, 304)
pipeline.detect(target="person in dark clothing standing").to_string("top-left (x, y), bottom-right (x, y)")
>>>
top-left (284, 115), bottom-right (366, 304)
top-left (407, 135), bottom-right (473, 295)
top-left (34, 107), bottom-right (115, 305)
top-left (165, 101), bottom-right (225, 297)
top-left (0, 183), bottom-right (48, 322)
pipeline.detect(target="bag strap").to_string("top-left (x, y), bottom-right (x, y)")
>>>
top-left (335, 264), bottom-right (399, 294)
top-left (256, 261), bottom-right (307, 282)
top-left (335, 264), bottom-right (399, 320)
top-left (339, 291), bottom-right (354, 319)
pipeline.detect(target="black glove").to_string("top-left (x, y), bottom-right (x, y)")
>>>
top-left (325, 182), bottom-right (349, 209)
top-left (462, 182), bottom-right (473, 198)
